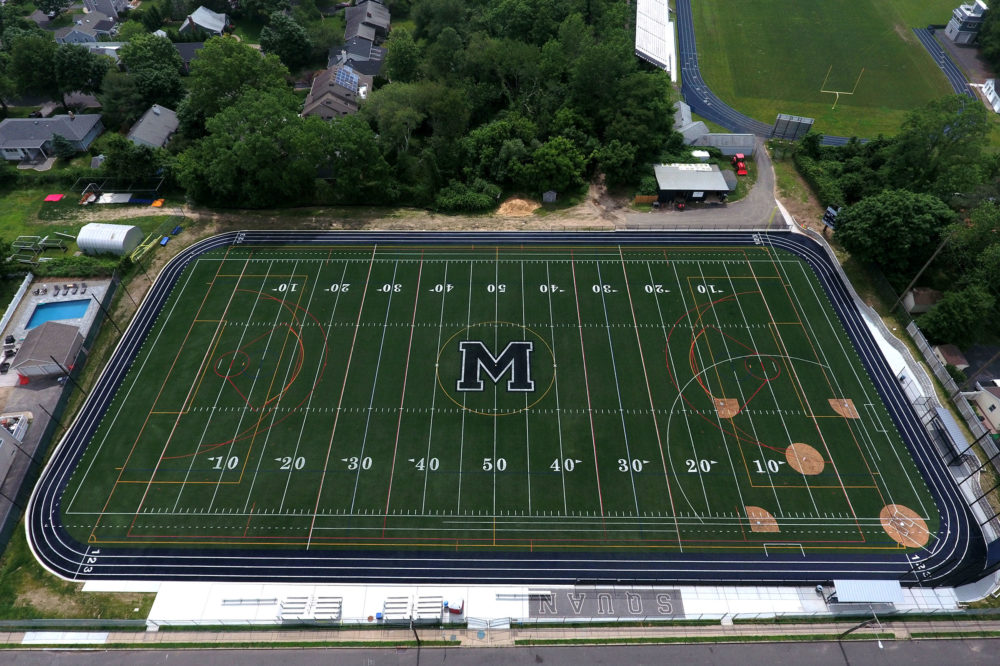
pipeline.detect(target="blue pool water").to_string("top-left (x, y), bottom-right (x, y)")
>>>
top-left (26, 299), bottom-right (90, 329)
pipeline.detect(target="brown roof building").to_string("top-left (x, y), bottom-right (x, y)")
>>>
top-left (302, 65), bottom-right (372, 120)
top-left (12, 321), bottom-right (84, 381)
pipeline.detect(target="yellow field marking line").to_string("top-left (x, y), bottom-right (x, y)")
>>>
top-left (185, 321), bottom-right (227, 412)
top-left (90, 246), bottom-right (239, 540)
top-left (758, 247), bottom-right (865, 539)
top-left (236, 272), bottom-right (310, 485)
top-left (124, 252), bottom-right (255, 537)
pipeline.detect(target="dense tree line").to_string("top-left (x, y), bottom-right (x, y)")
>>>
top-left (1, 0), bottom-right (677, 212)
top-left (791, 95), bottom-right (1000, 347)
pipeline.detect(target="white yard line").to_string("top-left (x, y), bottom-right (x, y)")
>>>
top-left (208, 260), bottom-right (302, 511)
top-left (349, 260), bottom-right (400, 512)
top-left (544, 261), bottom-right (569, 514)
top-left (456, 263), bottom-right (474, 514)
top-left (594, 260), bottom-right (641, 515)
top-left (172, 261), bottom-right (275, 512)
top-left (420, 262), bottom-right (449, 513)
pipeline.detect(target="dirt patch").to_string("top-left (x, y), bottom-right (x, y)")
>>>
top-left (893, 24), bottom-right (913, 44)
top-left (745, 505), bottom-right (779, 533)
top-left (880, 504), bottom-right (930, 548)
top-left (785, 442), bottom-right (825, 476)
top-left (497, 197), bottom-right (541, 217)
top-left (828, 398), bottom-right (860, 419)
top-left (713, 397), bottom-right (741, 419)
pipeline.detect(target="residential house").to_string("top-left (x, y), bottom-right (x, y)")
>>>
top-left (54, 12), bottom-right (116, 44)
top-left (973, 380), bottom-right (1000, 431)
top-left (902, 287), bottom-right (943, 315)
top-left (328, 36), bottom-right (386, 77)
top-left (83, 0), bottom-right (129, 21)
top-left (935, 344), bottom-right (970, 371)
top-left (173, 42), bottom-right (205, 73)
top-left (179, 6), bottom-right (228, 36)
top-left (127, 105), bottom-right (178, 149)
top-left (0, 115), bottom-right (104, 162)
top-left (302, 65), bottom-right (372, 120)
top-left (945, 0), bottom-right (989, 45)
top-left (345, 0), bottom-right (390, 42)
top-left (79, 41), bottom-right (126, 65)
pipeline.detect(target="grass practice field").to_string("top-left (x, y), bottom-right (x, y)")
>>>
top-left (58, 242), bottom-right (939, 555)
top-left (692, 0), bottom-right (957, 137)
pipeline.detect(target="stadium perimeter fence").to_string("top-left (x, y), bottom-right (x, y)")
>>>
top-left (0, 278), bottom-right (119, 553)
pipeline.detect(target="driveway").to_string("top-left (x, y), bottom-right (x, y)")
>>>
top-left (623, 138), bottom-right (782, 229)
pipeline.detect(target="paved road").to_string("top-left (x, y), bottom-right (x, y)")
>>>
top-left (7, 640), bottom-right (1000, 665)
top-left (674, 0), bottom-right (852, 146)
top-left (912, 28), bottom-right (976, 99)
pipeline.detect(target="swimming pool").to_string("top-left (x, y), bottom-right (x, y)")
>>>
top-left (26, 299), bottom-right (90, 329)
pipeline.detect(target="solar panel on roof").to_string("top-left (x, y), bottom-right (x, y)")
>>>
top-left (335, 67), bottom-right (360, 92)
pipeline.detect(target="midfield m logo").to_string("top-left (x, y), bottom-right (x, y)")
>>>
top-left (456, 340), bottom-right (535, 392)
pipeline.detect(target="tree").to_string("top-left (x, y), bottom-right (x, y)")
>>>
top-left (384, 27), bottom-right (421, 83)
top-left (240, 0), bottom-right (290, 21)
top-left (0, 54), bottom-right (15, 118)
top-left (98, 70), bottom-right (147, 130)
top-left (413, 0), bottom-right (467, 41)
top-left (177, 89), bottom-right (326, 207)
top-left (120, 33), bottom-right (184, 75)
top-left (102, 134), bottom-right (162, 180)
top-left (180, 37), bottom-right (289, 134)
top-left (10, 35), bottom-right (58, 101)
top-left (116, 20), bottom-right (148, 42)
top-left (834, 189), bottom-right (956, 287)
top-left (134, 65), bottom-right (185, 108)
top-left (50, 134), bottom-right (77, 159)
top-left (593, 139), bottom-right (637, 187)
top-left (259, 12), bottom-right (311, 70)
top-left (523, 135), bottom-right (585, 193)
top-left (54, 44), bottom-right (109, 109)
top-left (318, 114), bottom-right (393, 203)
top-left (886, 95), bottom-right (991, 198)
top-left (424, 26), bottom-right (463, 78)
top-left (460, 114), bottom-right (538, 187)
top-left (35, 0), bottom-right (72, 18)
top-left (918, 284), bottom-right (995, 347)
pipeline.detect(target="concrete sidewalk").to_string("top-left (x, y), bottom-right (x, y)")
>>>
top-left (4, 617), bottom-right (1000, 648)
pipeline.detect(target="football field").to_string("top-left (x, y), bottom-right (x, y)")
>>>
top-left (47, 235), bottom-right (943, 567)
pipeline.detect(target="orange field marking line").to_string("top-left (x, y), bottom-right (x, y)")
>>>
top-left (235, 272), bottom-right (310, 485)
top-left (759, 247), bottom-right (866, 538)
top-left (620, 247), bottom-right (683, 551)
top-left (125, 251), bottom-right (255, 537)
top-left (90, 246), bottom-right (240, 540)
top-left (306, 245), bottom-right (378, 549)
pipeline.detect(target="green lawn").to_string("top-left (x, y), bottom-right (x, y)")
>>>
top-left (692, 0), bottom-right (958, 137)
top-left (58, 243), bottom-right (937, 555)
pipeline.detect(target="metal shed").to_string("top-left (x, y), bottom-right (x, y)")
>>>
top-left (12, 321), bottom-right (83, 381)
top-left (77, 223), bottom-right (143, 256)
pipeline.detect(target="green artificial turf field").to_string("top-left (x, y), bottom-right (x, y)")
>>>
top-left (692, 0), bottom-right (958, 137)
top-left (59, 243), bottom-right (938, 554)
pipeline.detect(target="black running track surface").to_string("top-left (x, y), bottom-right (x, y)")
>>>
top-left (675, 0), bottom-right (854, 147)
top-left (912, 28), bottom-right (976, 100)
top-left (27, 230), bottom-right (987, 586)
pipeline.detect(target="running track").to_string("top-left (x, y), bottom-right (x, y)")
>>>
top-left (912, 28), bottom-right (976, 99)
top-left (676, 0), bottom-right (859, 147)
top-left (26, 230), bottom-right (987, 585)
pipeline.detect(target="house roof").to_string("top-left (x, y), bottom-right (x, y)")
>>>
top-left (127, 105), bottom-right (179, 148)
top-left (653, 163), bottom-right (731, 193)
top-left (302, 65), bottom-right (372, 117)
top-left (173, 42), bottom-right (205, 65)
top-left (329, 37), bottom-right (385, 75)
top-left (184, 6), bottom-right (227, 33)
top-left (909, 287), bottom-right (942, 306)
top-left (12, 322), bottom-right (83, 372)
top-left (936, 344), bottom-right (969, 368)
top-left (0, 115), bottom-right (102, 150)
top-left (345, 0), bottom-right (390, 40)
top-left (985, 385), bottom-right (1000, 400)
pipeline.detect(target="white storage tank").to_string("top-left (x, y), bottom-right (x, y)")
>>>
top-left (76, 223), bottom-right (144, 256)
